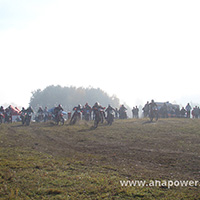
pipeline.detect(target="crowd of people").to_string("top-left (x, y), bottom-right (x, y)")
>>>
top-left (141, 101), bottom-right (199, 119)
top-left (0, 101), bottom-right (199, 125)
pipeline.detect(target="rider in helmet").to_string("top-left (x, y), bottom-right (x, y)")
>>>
top-left (92, 102), bottom-right (105, 119)
top-left (92, 102), bottom-right (103, 111)
top-left (105, 104), bottom-right (115, 119)
top-left (84, 103), bottom-right (91, 111)
top-left (54, 104), bottom-right (64, 119)
top-left (70, 104), bottom-right (82, 121)
top-left (82, 103), bottom-right (92, 120)
top-left (26, 106), bottom-right (34, 114)
top-left (73, 104), bottom-right (82, 112)
top-left (105, 104), bottom-right (115, 114)
top-left (37, 106), bottom-right (43, 114)
top-left (149, 99), bottom-right (157, 110)
top-left (20, 107), bottom-right (26, 114)
top-left (0, 106), bottom-right (4, 113)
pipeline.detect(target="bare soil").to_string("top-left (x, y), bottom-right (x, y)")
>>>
top-left (2, 118), bottom-right (200, 181)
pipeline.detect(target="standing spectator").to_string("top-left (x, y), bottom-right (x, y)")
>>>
top-left (134, 106), bottom-right (139, 118)
top-left (132, 107), bottom-right (135, 118)
top-left (44, 107), bottom-right (49, 122)
top-left (132, 106), bottom-right (139, 118)
top-left (185, 103), bottom-right (192, 118)
top-left (192, 106), bottom-right (199, 118)
top-left (119, 105), bottom-right (127, 119)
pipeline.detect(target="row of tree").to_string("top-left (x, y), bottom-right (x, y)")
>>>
top-left (29, 85), bottom-right (121, 111)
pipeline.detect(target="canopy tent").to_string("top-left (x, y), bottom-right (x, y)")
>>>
top-left (9, 105), bottom-right (21, 116)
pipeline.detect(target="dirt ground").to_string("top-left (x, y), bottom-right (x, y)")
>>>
top-left (1, 118), bottom-right (200, 181)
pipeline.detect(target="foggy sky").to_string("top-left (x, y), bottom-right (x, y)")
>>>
top-left (0, 0), bottom-right (200, 107)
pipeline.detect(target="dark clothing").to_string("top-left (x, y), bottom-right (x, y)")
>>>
top-left (26, 107), bottom-right (34, 114)
top-left (54, 106), bottom-right (63, 114)
top-left (37, 108), bottom-right (43, 114)
top-left (105, 106), bottom-right (115, 113)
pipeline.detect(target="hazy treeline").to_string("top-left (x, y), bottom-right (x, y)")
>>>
top-left (29, 85), bottom-right (120, 111)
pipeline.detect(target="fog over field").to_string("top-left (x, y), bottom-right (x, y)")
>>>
top-left (1, 1), bottom-right (200, 107)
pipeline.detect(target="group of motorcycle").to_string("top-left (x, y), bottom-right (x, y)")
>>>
top-left (69, 104), bottom-right (116, 128)
top-left (29, 103), bottom-right (127, 128)
top-left (34, 111), bottom-right (65, 125)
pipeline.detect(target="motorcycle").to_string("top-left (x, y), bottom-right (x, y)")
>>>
top-left (70, 109), bottom-right (81, 125)
top-left (106, 110), bottom-right (114, 126)
top-left (4, 113), bottom-right (12, 123)
top-left (20, 113), bottom-right (26, 125)
top-left (99, 108), bottom-right (105, 123)
top-left (44, 112), bottom-right (50, 122)
top-left (54, 111), bottom-right (64, 125)
top-left (84, 110), bottom-right (91, 121)
top-left (94, 109), bottom-right (101, 128)
top-left (35, 113), bottom-right (44, 122)
top-left (25, 112), bottom-right (32, 126)
top-left (149, 107), bottom-right (158, 122)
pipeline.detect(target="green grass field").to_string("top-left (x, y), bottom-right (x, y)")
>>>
top-left (0, 118), bottom-right (200, 199)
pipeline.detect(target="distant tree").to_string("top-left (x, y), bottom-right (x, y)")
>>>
top-left (29, 85), bottom-right (120, 111)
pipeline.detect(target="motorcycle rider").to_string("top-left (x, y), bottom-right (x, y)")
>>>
top-left (82, 103), bottom-right (92, 120)
top-left (43, 107), bottom-right (49, 122)
top-left (0, 106), bottom-right (4, 116)
top-left (105, 104), bottom-right (115, 117)
top-left (0, 106), bottom-right (4, 123)
top-left (24, 106), bottom-right (34, 125)
top-left (92, 102), bottom-right (104, 113)
top-left (148, 100), bottom-right (158, 120)
top-left (19, 107), bottom-right (26, 123)
top-left (26, 106), bottom-right (34, 114)
top-left (92, 102), bottom-right (105, 121)
top-left (37, 106), bottom-right (44, 121)
top-left (37, 106), bottom-right (43, 114)
top-left (105, 104), bottom-right (115, 124)
top-left (73, 104), bottom-right (82, 112)
top-left (5, 106), bottom-right (12, 123)
top-left (20, 107), bottom-right (26, 114)
top-left (72, 104), bottom-right (82, 118)
top-left (149, 100), bottom-right (157, 110)
top-left (54, 104), bottom-right (64, 120)
top-left (0, 106), bottom-right (4, 113)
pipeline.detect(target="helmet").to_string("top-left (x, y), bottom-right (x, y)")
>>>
top-left (95, 102), bottom-right (99, 106)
